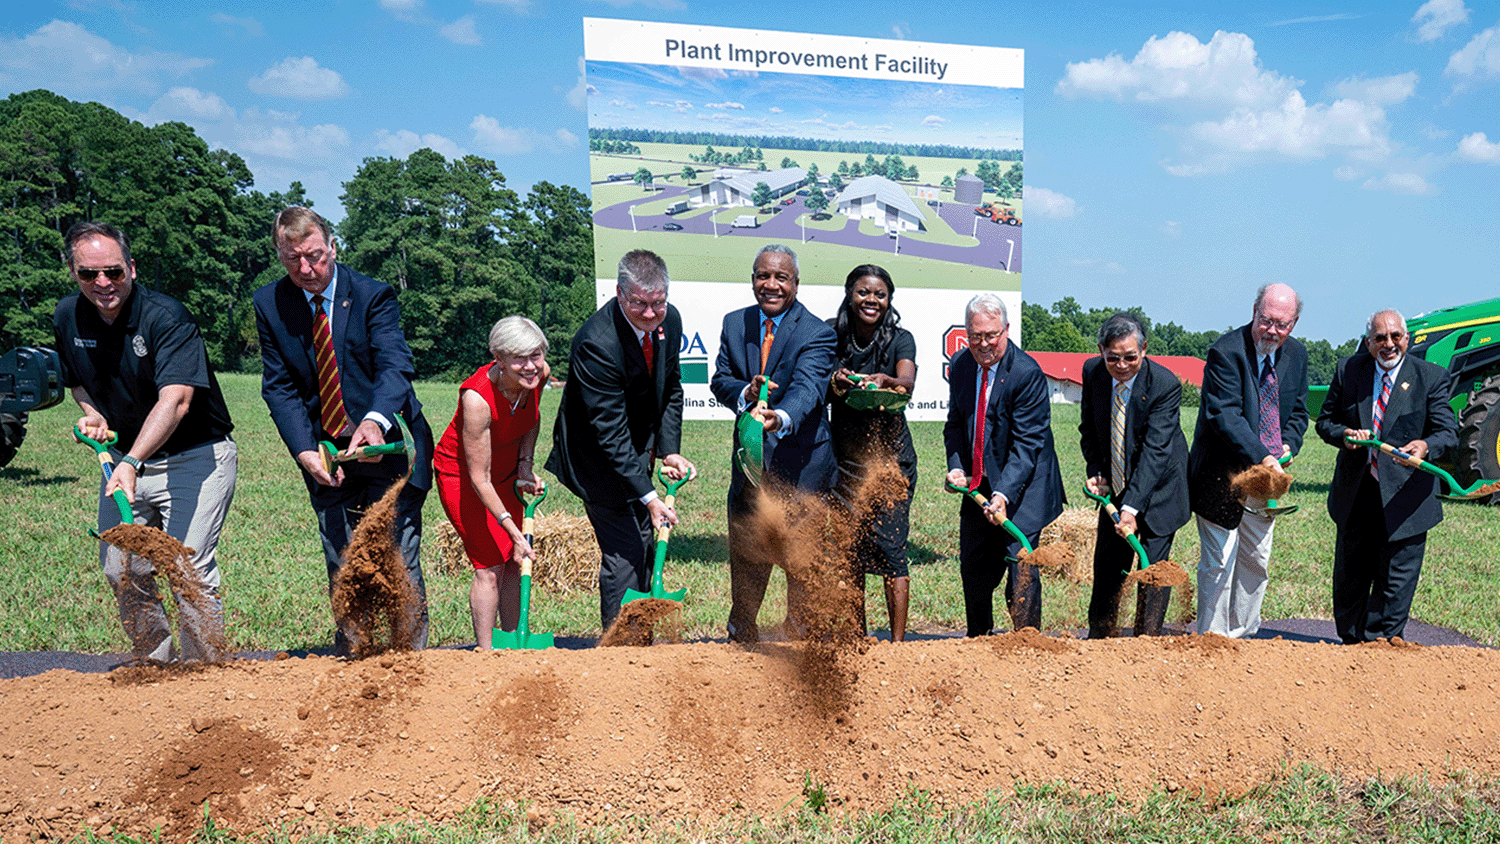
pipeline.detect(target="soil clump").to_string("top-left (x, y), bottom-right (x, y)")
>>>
top-left (331, 479), bottom-right (420, 659)
top-left (1231, 464), bottom-right (1293, 500)
top-left (98, 523), bottom-right (230, 659)
top-left (599, 598), bottom-right (684, 646)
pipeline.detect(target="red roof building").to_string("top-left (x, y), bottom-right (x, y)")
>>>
top-left (1026, 352), bottom-right (1205, 404)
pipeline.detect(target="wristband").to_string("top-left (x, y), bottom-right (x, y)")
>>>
top-left (119, 454), bottom-right (143, 471)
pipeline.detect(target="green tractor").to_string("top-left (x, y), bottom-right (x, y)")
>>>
top-left (1406, 297), bottom-right (1500, 496)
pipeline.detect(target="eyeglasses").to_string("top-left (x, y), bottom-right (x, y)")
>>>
top-left (1104, 353), bottom-right (1141, 364)
top-left (279, 249), bottom-right (328, 267)
top-left (1370, 331), bottom-right (1406, 344)
top-left (1255, 315), bottom-right (1294, 332)
top-left (75, 266), bottom-right (126, 282)
top-left (967, 331), bottom-right (1005, 345)
top-left (623, 293), bottom-right (667, 313)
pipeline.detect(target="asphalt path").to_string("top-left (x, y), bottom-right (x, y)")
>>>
top-left (0, 619), bottom-right (1482, 679)
top-left (593, 189), bottom-right (1023, 273)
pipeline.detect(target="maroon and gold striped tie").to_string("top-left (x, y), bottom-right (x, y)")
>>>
top-left (311, 294), bottom-right (351, 437)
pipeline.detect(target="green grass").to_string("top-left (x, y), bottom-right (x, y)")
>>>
top-left (64, 766), bottom-right (1500, 842)
top-left (4, 372), bottom-right (1499, 653)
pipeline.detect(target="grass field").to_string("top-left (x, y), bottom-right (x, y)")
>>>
top-left (5, 372), bottom-right (1499, 654)
top-left (7, 371), bottom-right (1500, 841)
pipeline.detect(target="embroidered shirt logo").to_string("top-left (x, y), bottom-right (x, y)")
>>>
top-left (73, 337), bottom-right (97, 349)
top-left (132, 335), bottom-right (148, 358)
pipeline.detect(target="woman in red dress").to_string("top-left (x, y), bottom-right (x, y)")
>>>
top-left (434, 316), bottom-right (549, 650)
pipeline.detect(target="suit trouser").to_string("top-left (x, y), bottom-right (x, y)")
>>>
top-left (583, 498), bottom-right (654, 630)
top-left (1088, 508), bottom-right (1174, 638)
top-left (309, 460), bottom-right (429, 655)
top-left (958, 497), bottom-right (1042, 636)
top-left (1195, 508), bottom-right (1274, 637)
top-left (1333, 473), bottom-right (1427, 644)
top-left (98, 438), bottom-right (237, 662)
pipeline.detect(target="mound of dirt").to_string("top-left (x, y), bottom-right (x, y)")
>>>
top-left (1231, 464), bottom-right (1293, 501)
top-left (3, 637), bottom-right (1499, 840)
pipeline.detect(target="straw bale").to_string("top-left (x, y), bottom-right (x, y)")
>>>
top-left (429, 514), bottom-right (599, 594)
top-left (1041, 507), bottom-right (1099, 584)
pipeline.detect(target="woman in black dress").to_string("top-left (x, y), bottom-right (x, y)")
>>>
top-left (828, 264), bottom-right (917, 641)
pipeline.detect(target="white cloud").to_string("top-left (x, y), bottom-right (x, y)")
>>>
top-left (891, 22), bottom-right (910, 40)
top-left (476, 0), bottom-right (532, 9)
top-left (1456, 131), bottom-right (1500, 163)
top-left (587, 0), bottom-right (687, 9)
top-left (379, 0), bottom-right (421, 9)
top-left (0, 20), bottom-right (210, 96)
top-left (1446, 25), bottom-right (1500, 82)
top-left (248, 57), bottom-right (350, 99)
top-left (678, 65), bottom-right (728, 82)
top-left (210, 13), bottom-right (264, 37)
top-left (647, 99), bottom-right (693, 113)
top-left (1361, 172), bottom-right (1435, 194)
top-left (1056, 30), bottom-right (1296, 112)
top-left (439, 16), bottom-right (481, 46)
top-left (768, 106), bottom-right (783, 114)
top-left (469, 115), bottom-right (577, 155)
top-left (1060, 30), bottom-right (1406, 175)
top-left (705, 101), bottom-right (745, 109)
top-left (1412, 0), bottom-right (1470, 43)
top-left (1329, 71), bottom-right (1418, 106)
top-left (1161, 220), bottom-right (1182, 238)
top-left (1024, 187), bottom-right (1078, 219)
top-left (373, 129), bottom-right (465, 160)
top-left (146, 87), bottom-right (235, 122)
top-left (1333, 165), bottom-right (1360, 180)
top-left (566, 57), bottom-right (588, 111)
top-left (1267, 14), bottom-right (1362, 26)
top-left (922, 114), bottom-right (947, 127)
top-left (236, 111), bottom-right (351, 160)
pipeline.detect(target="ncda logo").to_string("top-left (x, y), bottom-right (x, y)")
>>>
top-left (941, 324), bottom-right (969, 383)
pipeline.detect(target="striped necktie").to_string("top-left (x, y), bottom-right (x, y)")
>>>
top-left (1371, 371), bottom-right (1392, 478)
top-left (1257, 356), bottom-right (1282, 454)
top-left (1111, 381), bottom-right (1127, 495)
top-left (311, 294), bottom-right (351, 437)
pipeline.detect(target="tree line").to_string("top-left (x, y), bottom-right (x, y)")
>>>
top-left (589, 127), bottom-right (1021, 161)
top-left (1022, 296), bottom-right (1360, 387)
top-left (0, 90), bottom-right (594, 381)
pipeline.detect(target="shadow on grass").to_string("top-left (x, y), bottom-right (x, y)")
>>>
top-left (669, 530), bottom-right (728, 561)
top-left (0, 466), bottom-right (77, 486)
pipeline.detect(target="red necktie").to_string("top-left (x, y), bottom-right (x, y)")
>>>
top-left (970, 366), bottom-right (990, 492)
top-left (1371, 371), bottom-right (1392, 478)
top-left (311, 294), bottom-right (351, 437)
top-left (642, 330), bottom-right (654, 374)
top-left (759, 318), bottom-right (775, 374)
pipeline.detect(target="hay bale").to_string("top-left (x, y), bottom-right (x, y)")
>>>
top-left (532, 513), bottom-right (599, 594)
top-left (429, 514), bottom-right (598, 594)
top-left (1041, 507), bottom-right (1098, 584)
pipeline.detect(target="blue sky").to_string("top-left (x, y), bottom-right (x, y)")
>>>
top-left (2, 1), bottom-right (1498, 344)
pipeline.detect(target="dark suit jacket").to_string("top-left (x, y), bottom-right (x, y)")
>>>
top-left (1078, 356), bottom-right (1190, 537)
top-left (710, 298), bottom-right (837, 503)
top-left (545, 299), bottom-right (684, 505)
top-left (1187, 325), bottom-right (1308, 527)
top-left (253, 263), bottom-right (432, 490)
top-left (943, 343), bottom-right (1064, 536)
top-left (1315, 351), bottom-right (1457, 541)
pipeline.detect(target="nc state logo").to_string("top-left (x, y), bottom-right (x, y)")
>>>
top-left (941, 324), bottom-right (968, 382)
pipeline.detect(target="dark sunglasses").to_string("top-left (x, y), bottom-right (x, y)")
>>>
top-left (76, 266), bottom-right (127, 282)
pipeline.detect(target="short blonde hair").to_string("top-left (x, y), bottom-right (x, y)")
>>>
top-left (272, 206), bottom-right (333, 249)
top-left (488, 315), bottom-right (547, 359)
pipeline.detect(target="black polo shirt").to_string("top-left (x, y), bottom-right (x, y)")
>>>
top-left (53, 285), bottom-right (233, 457)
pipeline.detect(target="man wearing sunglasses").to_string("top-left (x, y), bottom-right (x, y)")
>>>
top-left (52, 221), bottom-right (237, 662)
top-left (1187, 283), bottom-right (1309, 638)
top-left (1078, 312), bottom-right (1189, 638)
top-left (1315, 310), bottom-right (1456, 643)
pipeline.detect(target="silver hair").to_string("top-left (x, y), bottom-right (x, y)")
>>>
top-left (1254, 283), bottom-right (1304, 319)
top-left (488, 315), bottom-right (548, 359)
top-left (754, 243), bottom-right (798, 274)
top-left (965, 293), bottom-right (1009, 326)
top-left (1365, 309), bottom-right (1407, 337)
top-left (617, 249), bottom-right (669, 295)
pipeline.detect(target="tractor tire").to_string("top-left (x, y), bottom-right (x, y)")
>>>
top-left (0, 411), bottom-right (27, 469)
top-left (1454, 372), bottom-right (1500, 504)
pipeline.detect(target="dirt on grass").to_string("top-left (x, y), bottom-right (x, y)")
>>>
top-left (3, 637), bottom-right (1500, 840)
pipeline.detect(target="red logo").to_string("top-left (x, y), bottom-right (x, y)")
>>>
top-left (942, 325), bottom-right (968, 382)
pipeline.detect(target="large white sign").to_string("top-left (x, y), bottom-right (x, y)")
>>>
top-left (584, 18), bottom-right (1024, 421)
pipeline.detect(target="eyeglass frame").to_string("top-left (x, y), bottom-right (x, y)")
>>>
top-left (75, 266), bottom-right (128, 282)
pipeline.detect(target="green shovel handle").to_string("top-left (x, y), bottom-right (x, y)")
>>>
top-left (945, 476), bottom-right (1033, 554)
top-left (74, 426), bottom-right (133, 525)
top-left (657, 464), bottom-right (693, 497)
top-left (1081, 484), bottom-right (1150, 572)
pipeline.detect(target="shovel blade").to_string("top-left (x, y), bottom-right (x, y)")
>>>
top-left (623, 587), bottom-right (687, 604)
top-left (492, 629), bottom-right (555, 650)
top-left (734, 447), bottom-right (763, 486)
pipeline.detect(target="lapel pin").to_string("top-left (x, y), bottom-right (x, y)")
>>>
top-left (1401, 382), bottom-right (1409, 391)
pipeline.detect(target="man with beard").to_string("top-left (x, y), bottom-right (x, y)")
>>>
top-left (1187, 283), bottom-right (1309, 638)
